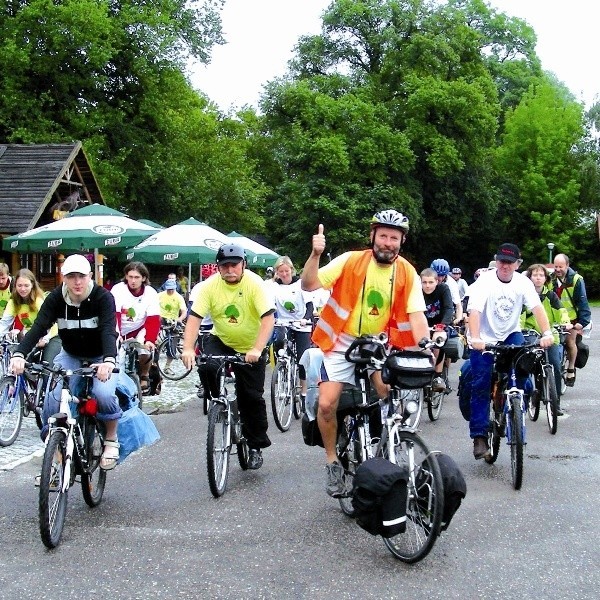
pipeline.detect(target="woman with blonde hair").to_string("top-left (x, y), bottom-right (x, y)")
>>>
top-left (0, 268), bottom-right (61, 364)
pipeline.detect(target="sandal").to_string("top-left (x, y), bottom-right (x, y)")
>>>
top-left (140, 375), bottom-right (151, 396)
top-left (565, 368), bottom-right (576, 387)
top-left (100, 439), bottom-right (120, 471)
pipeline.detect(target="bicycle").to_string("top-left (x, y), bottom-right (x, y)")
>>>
top-left (0, 346), bottom-right (47, 446)
top-left (197, 353), bottom-right (249, 498)
top-left (484, 341), bottom-right (540, 490)
top-left (336, 334), bottom-right (444, 564)
top-left (118, 339), bottom-right (145, 409)
top-left (35, 363), bottom-right (109, 548)
top-left (156, 320), bottom-right (192, 381)
top-left (421, 325), bottom-right (455, 422)
top-left (523, 330), bottom-right (559, 435)
top-left (0, 333), bottom-right (17, 380)
top-left (270, 319), bottom-right (306, 432)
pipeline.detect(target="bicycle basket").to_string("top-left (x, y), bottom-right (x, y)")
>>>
top-left (381, 351), bottom-right (434, 389)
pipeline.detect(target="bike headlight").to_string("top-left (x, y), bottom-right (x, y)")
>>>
top-left (405, 399), bottom-right (419, 415)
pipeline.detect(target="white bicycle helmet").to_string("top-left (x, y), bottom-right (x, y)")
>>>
top-left (370, 209), bottom-right (409, 233)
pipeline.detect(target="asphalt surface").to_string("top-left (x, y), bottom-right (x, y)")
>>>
top-left (1, 312), bottom-right (599, 599)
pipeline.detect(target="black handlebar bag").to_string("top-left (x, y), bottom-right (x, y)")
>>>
top-left (352, 457), bottom-right (409, 538)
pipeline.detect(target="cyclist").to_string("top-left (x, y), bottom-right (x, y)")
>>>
top-left (467, 244), bottom-right (553, 461)
top-left (521, 264), bottom-right (571, 415)
top-left (450, 267), bottom-right (469, 300)
top-left (266, 256), bottom-right (314, 403)
top-left (157, 279), bottom-right (187, 375)
top-left (111, 262), bottom-right (160, 395)
top-left (430, 259), bottom-right (463, 324)
top-left (0, 263), bottom-right (12, 314)
top-left (9, 255), bottom-right (121, 469)
top-left (420, 267), bottom-right (453, 391)
top-left (552, 253), bottom-right (591, 387)
top-left (182, 243), bottom-right (275, 470)
top-left (158, 273), bottom-right (183, 294)
top-left (0, 268), bottom-right (61, 368)
top-left (301, 210), bottom-right (429, 498)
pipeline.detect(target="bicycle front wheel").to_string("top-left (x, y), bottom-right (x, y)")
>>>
top-left (527, 374), bottom-right (540, 421)
top-left (427, 367), bottom-right (447, 422)
top-left (0, 376), bottom-right (24, 447)
top-left (509, 395), bottom-right (524, 490)
top-left (383, 431), bottom-right (444, 563)
top-left (542, 364), bottom-right (558, 435)
top-left (80, 417), bottom-right (107, 507)
top-left (291, 362), bottom-right (303, 420)
top-left (39, 431), bottom-right (69, 548)
top-left (157, 335), bottom-right (192, 381)
top-left (338, 416), bottom-right (361, 516)
top-left (206, 403), bottom-right (231, 497)
top-left (271, 361), bottom-right (293, 432)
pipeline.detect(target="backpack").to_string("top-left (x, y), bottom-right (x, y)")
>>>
top-left (351, 458), bottom-right (409, 538)
top-left (457, 359), bottom-right (472, 421)
top-left (148, 361), bottom-right (163, 396)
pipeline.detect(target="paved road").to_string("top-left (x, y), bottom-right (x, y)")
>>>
top-left (1, 315), bottom-right (599, 599)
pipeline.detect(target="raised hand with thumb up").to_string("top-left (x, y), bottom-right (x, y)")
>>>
top-left (312, 223), bottom-right (326, 257)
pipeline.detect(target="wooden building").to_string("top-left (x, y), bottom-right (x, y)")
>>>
top-left (0, 142), bottom-right (105, 289)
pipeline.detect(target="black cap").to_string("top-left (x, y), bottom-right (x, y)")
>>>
top-left (495, 243), bottom-right (521, 263)
top-left (216, 243), bottom-right (245, 266)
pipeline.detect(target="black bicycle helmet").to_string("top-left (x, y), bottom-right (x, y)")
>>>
top-left (430, 259), bottom-right (450, 277)
top-left (370, 209), bottom-right (409, 233)
top-left (216, 243), bottom-right (246, 265)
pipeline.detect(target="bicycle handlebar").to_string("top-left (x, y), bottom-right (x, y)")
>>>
top-left (196, 353), bottom-right (248, 365)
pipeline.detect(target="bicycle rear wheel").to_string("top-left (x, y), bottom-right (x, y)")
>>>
top-left (508, 394), bottom-right (524, 490)
top-left (542, 364), bottom-right (558, 435)
top-left (157, 335), bottom-right (192, 381)
top-left (427, 366), bottom-right (447, 421)
top-left (486, 397), bottom-right (502, 465)
top-left (39, 431), bottom-right (69, 548)
top-left (0, 376), bottom-right (23, 447)
top-left (271, 361), bottom-right (293, 432)
top-left (292, 362), bottom-right (303, 420)
top-left (338, 416), bottom-right (361, 516)
top-left (80, 417), bottom-right (107, 507)
top-left (206, 402), bottom-right (231, 497)
top-left (383, 431), bottom-right (444, 563)
top-left (527, 374), bottom-right (540, 421)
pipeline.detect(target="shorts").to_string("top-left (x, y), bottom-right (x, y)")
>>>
top-left (320, 333), bottom-right (375, 386)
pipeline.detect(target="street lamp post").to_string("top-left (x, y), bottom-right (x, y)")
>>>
top-left (547, 242), bottom-right (555, 264)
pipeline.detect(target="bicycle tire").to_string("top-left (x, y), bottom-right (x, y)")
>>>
top-left (427, 366), bottom-right (447, 422)
top-left (543, 364), bottom-right (559, 435)
top-left (33, 376), bottom-right (46, 430)
top-left (237, 440), bottom-right (249, 470)
top-left (486, 399), bottom-right (502, 465)
top-left (0, 376), bottom-right (24, 447)
top-left (560, 347), bottom-right (568, 395)
top-left (527, 374), bottom-right (540, 421)
top-left (206, 402), bottom-right (231, 497)
top-left (383, 431), bottom-right (444, 564)
top-left (509, 394), bottom-right (524, 490)
top-left (39, 430), bottom-right (69, 548)
top-left (271, 361), bottom-right (293, 432)
top-left (127, 372), bottom-right (144, 411)
top-left (338, 416), bottom-right (361, 516)
top-left (157, 335), bottom-right (192, 381)
top-left (80, 417), bottom-right (107, 507)
top-left (292, 362), bottom-right (303, 420)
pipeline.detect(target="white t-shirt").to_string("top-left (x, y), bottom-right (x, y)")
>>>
top-left (467, 270), bottom-right (541, 343)
top-left (111, 282), bottom-right (160, 337)
top-left (444, 275), bottom-right (461, 306)
top-left (265, 278), bottom-right (311, 324)
top-left (455, 278), bottom-right (469, 300)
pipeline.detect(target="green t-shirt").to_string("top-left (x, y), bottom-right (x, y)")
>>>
top-left (191, 270), bottom-right (274, 353)
top-left (158, 290), bottom-right (187, 321)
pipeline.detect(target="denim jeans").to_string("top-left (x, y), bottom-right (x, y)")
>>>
top-left (43, 350), bottom-right (122, 426)
top-left (469, 331), bottom-right (524, 438)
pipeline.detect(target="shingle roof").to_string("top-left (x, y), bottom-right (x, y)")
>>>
top-left (0, 142), bottom-right (104, 235)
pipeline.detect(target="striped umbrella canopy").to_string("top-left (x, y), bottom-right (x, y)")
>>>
top-left (2, 204), bottom-right (159, 253)
top-left (121, 217), bottom-right (238, 265)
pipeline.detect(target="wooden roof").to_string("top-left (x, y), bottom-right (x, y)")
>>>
top-left (0, 142), bottom-right (104, 235)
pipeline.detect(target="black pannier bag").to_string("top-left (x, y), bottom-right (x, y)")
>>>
top-left (575, 335), bottom-right (589, 369)
top-left (381, 351), bottom-right (435, 389)
top-left (352, 458), bottom-right (408, 538)
top-left (416, 453), bottom-right (467, 532)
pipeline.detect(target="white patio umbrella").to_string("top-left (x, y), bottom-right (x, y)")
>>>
top-left (227, 231), bottom-right (279, 267)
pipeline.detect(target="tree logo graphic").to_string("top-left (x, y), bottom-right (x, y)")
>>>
top-left (125, 307), bottom-right (136, 321)
top-left (225, 304), bottom-right (240, 323)
top-left (367, 290), bottom-right (384, 316)
top-left (283, 300), bottom-right (296, 312)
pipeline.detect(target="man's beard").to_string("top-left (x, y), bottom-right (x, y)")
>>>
top-left (373, 247), bottom-right (398, 264)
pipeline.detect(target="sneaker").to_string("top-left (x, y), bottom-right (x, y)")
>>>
top-left (556, 406), bottom-right (565, 417)
top-left (432, 377), bottom-right (446, 392)
top-left (325, 461), bottom-right (347, 498)
top-left (473, 437), bottom-right (491, 460)
top-left (163, 366), bottom-right (174, 375)
top-left (247, 449), bottom-right (263, 470)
